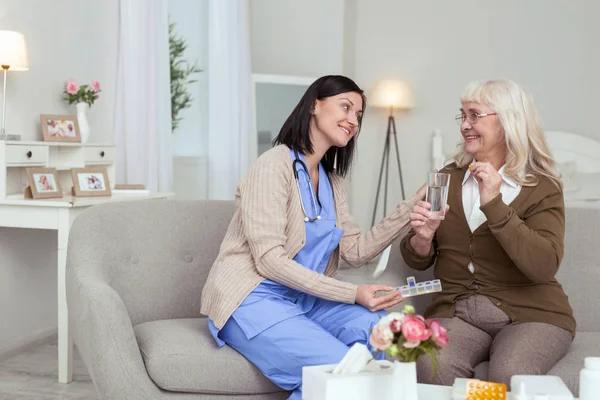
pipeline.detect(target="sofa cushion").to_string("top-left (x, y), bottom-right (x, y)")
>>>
top-left (473, 361), bottom-right (489, 381)
top-left (549, 332), bottom-right (600, 396)
top-left (134, 318), bottom-right (285, 395)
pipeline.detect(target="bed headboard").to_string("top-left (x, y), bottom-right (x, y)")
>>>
top-left (545, 131), bottom-right (600, 174)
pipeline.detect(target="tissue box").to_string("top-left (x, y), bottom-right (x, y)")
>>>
top-left (303, 363), bottom-right (396, 400)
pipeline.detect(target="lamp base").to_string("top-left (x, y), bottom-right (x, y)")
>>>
top-left (370, 114), bottom-right (405, 227)
top-left (0, 134), bottom-right (21, 141)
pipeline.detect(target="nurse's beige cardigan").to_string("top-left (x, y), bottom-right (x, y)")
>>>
top-left (200, 145), bottom-right (420, 329)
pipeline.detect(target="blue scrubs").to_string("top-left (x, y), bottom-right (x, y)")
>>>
top-left (208, 150), bottom-right (384, 400)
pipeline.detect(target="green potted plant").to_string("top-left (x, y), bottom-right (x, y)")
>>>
top-left (169, 21), bottom-right (202, 132)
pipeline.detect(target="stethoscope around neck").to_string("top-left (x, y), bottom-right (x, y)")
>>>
top-left (293, 150), bottom-right (322, 222)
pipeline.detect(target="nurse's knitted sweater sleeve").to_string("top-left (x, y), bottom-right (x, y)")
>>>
top-left (333, 175), bottom-right (422, 268)
top-left (240, 151), bottom-right (358, 304)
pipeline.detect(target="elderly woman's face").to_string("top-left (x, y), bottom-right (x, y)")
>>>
top-left (459, 102), bottom-right (505, 162)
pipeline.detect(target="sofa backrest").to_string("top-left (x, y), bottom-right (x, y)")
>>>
top-left (387, 207), bottom-right (600, 332)
top-left (557, 207), bottom-right (600, 332)
top-left (67, 199), bottom-right (236, 325)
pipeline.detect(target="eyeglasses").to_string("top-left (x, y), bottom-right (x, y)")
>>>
top-left (455, 112), bottom-right (497, 125)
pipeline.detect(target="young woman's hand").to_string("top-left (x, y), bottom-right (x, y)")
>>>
top-left (415, 183), bottom-right (427, 199)
top-left (355, 284), bottom-right (403, 311)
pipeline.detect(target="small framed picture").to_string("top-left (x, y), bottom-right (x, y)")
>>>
top-left (71, 167), bottom-right (112, 197)
top-left (25, 167), bottom-right (63, 199)
top-left (40, 114), bottom-right (80, 142)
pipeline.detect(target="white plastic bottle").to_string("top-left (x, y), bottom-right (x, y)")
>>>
top-left (579, 356), bottom-right (600, 400)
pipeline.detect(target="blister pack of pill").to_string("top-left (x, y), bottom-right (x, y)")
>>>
top-left (452, 378), bottom-right (507, 400)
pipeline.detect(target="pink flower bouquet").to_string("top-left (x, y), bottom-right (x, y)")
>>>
top-left (63, 79), bottom-right (101, 108)
top-left (370, 305), bottom-right (448, 372)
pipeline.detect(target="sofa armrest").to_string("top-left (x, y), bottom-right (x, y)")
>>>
top-left (67, 275), bottom-right (161, 399)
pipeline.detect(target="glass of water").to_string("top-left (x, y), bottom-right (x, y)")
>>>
top-left (426, 172), bottom-right (451, 220)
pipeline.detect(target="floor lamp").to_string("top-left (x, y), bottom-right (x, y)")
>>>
top-left (0, 31), bottom-right (29, 140)
top-left (369, 80), bottom-right (414, 227)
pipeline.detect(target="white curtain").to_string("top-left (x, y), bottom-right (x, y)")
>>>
top-left (207, 0), bottom-right (252, 200)
top-left (114, 0), bottom-right (172, 193)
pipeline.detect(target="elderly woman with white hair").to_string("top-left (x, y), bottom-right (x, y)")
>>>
top-left (400, 79), bottom-right (575, 386)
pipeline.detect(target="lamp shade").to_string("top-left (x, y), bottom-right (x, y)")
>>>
top-left (369, 79), bottom-right (414, 110)
top-left (0, 30), bottom-right (29, 71)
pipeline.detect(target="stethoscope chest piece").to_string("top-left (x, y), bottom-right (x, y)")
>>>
top-left (304, 215), bottom-right (321, 222)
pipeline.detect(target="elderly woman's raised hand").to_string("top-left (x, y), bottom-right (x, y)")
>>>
top-left (470, 162), bottom-right (502, 206)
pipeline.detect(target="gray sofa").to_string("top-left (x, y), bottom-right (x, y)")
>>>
top-left (66, 200), bottom-right (600, 399)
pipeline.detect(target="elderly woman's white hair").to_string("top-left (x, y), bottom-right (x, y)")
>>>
top-left (452, 79), bottom-right (561, 187)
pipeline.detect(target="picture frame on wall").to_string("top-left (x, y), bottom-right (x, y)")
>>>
top-left (25, 167), bottom-right (63, 199)
top-left (70, 167), bottom-right (112, 197)
top-left (40, 114), bottom-right (81, 142)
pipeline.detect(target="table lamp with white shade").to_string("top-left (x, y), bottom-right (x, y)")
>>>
top-left (369, 79), bottom-right (414, 227)
top-left (0, 30), bottom-right (29, 140)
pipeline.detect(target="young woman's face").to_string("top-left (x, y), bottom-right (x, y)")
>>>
top-left (312, 91), bottom-right (363, 148)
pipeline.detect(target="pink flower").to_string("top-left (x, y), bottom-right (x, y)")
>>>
top-left (427, 319), bottom-right (449, 348)
top-left (379, 312), bottom-right (404, 327)
top-left (403, 340), bottom-right (420, 349)
top-left (65, 79), bottom-right (79, 95)
top-left (369, 323), bottom-right (394, 351)
top-left (90, 80), bottom-right (101, 92)
top-left (401, 314), bottom-right (431, 345)
top-left (390, 318), bottom-right (402, 332)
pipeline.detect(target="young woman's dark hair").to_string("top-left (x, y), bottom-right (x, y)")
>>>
top-left (272, 75), bottom-right (366, 178)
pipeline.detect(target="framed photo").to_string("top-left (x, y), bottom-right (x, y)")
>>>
top-left (25, 167), bottom-right (63, 199)
top-left (70, 167), bottom-right (111, 197)
top-left (40, 114), bottom-right (80, 142)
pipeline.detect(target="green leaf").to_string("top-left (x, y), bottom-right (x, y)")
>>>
top-left (169, 17), bottom-right (203, 133)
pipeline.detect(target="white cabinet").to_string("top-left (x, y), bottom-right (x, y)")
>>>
top-left (83, 144), bottom-right (115, 165)
top-left (0, 141), bottom-right (116, 200)
top-left (5, 143), bottom-right (49, 166)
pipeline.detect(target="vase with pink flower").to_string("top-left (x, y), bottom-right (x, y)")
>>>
top-left (370, 304), bottom-right (449, 400)
top-left (63, 79), bottom-right (101, 143)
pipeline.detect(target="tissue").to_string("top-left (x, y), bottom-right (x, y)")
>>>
top-left (332, 343), bottom-right (382, 374)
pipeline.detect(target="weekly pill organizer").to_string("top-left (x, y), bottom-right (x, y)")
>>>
top-left (396, 276), bottom-right (442, 298)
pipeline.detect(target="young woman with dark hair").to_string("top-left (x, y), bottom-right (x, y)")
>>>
top-left (201, 75), bottom-right (424, 399)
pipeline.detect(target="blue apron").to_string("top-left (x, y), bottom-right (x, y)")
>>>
top-left (208, 149), bottom-right (343, 345)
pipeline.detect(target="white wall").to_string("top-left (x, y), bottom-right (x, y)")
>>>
top-left (0, 0), bottom-right (118, 143)
top-left (250, 0), bottom-right (346, 77)
top-left (349, 0), bottom-right (600, 230)
top-left (0, 0), bottom-right (119, 353)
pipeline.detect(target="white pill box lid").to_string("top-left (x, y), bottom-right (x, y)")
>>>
top-left (510, 375), bottom-right (573, 400)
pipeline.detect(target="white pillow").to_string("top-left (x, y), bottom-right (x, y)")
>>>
top-left (556, 161), bottom-right (580, 193)
top-left (564, 172), bottom-right (600, 201)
